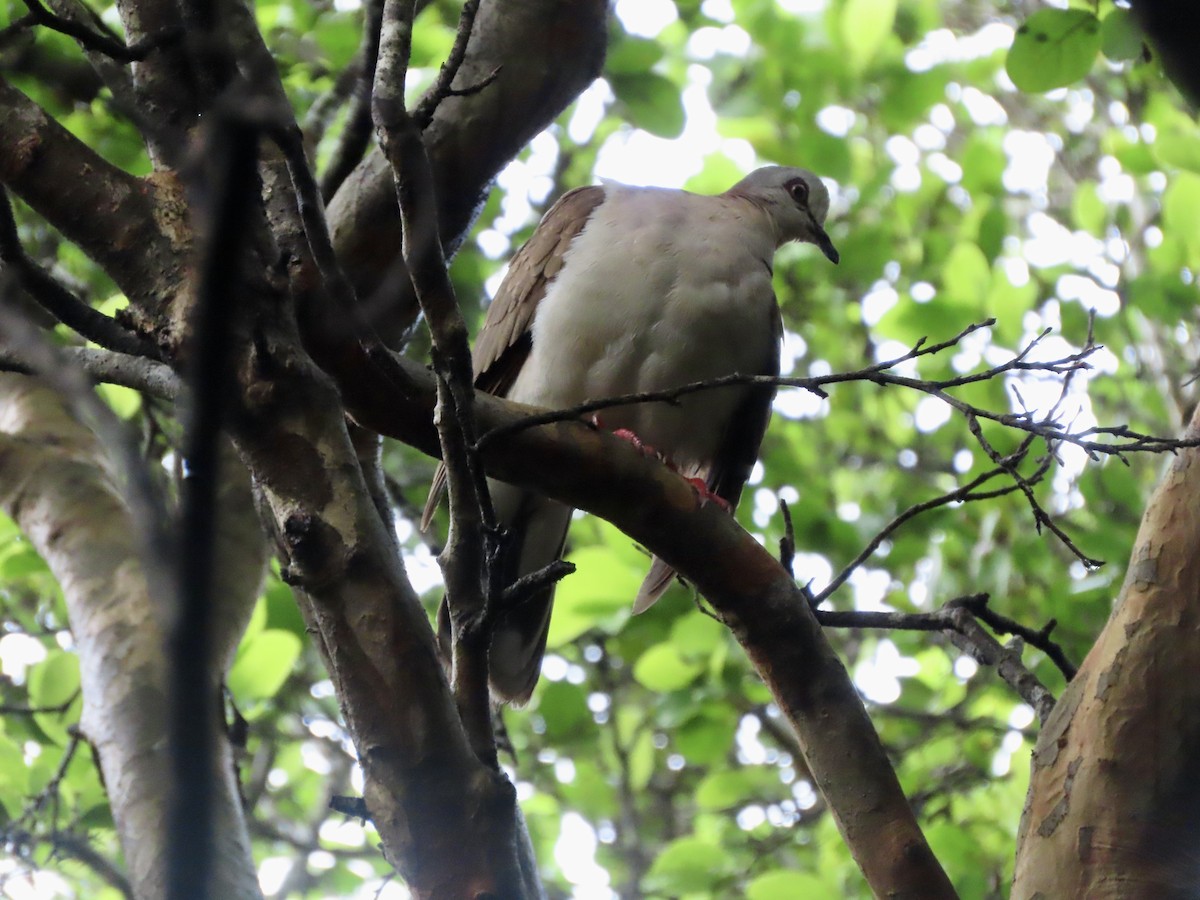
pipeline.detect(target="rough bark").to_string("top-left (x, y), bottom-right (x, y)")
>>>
top-left (1012, 405), bottom-right (1200, 899)
top-left (220, 301), bottom-right (541, 897)
top-left (0, 75), bottom-right (191, 320)
top-left (0, 374), bottom-right (263, 900)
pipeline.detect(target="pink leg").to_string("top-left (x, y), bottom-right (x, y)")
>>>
top-left (611, 427), bottom-right (664, 461)
top-left (683, 477), bottom-right (732, 511)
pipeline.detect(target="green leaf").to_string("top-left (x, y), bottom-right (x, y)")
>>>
top-left (227, 630), bottom-right (302, 702)
top-left (669, 611), bottom-right (725, 657)
top-left (97, 383), bottom-right (142, 419)
top-left (746, 870), bottom-right (836, 899)
top-left (643, 837), bottom-right (731, 894)
top-left (547, 545), bottom-right (639, 648)
top-left (675, 712), bottom-right (737, 765)
top-left (839, 0), bottom-right (898, 73)
top-left (627, 729), bottom-right (655, 791)
top-left (609, 72), bottom-right (685, 139)
top-left (695, 770), bottom-right (757, 810)
top-left (29, 651), bottom-right (81, 745)
top-left (1100, 8), bottom-right (1144, 63)
top-left (633, 644), bottom-right (702, 692)
top-left (1162, 172), bottom-right (1200, 238)
top-left (941, 242), bottom-right (991, 306)
top-left (607, 36), bottom-right (665, 74)
top-left (1070, 182), bottom-right (1107, 234)
top-left (1154, 124), bottom-right (1200, 175)
top-left (537, 681), bottom-right (594, 743)
top-left (1006, 9), bottom-right (1101, 93)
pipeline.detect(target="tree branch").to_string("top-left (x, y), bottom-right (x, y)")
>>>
top-left (0, 187), bottom-right (161, 358)
top-left (319, 0), bottom-right (385, 202)
top-left (19, 0), bottom-right (181, 61)
top-left (373, 0), bottom-right (498, 765)
top-left (818, 593), bottom-right (1065, 720)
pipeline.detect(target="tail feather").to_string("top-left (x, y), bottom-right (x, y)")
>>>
top-left (633, 556), bottom-right (677, 614)
top-left (420, 463), bottom-right (447, 532)
top-left (487, 486), bottom-right (572, 704)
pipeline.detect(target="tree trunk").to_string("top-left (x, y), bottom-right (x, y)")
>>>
top-left (0, 374), bottom-right (265, 900)
top-left (1013, 404), bottom-right (1200, 898)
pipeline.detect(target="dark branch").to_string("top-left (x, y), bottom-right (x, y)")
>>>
top-left (19, 0), bottom-right (180, 61)
top-left (411, 0), bottom-right (492, 130)
top-left (0, 186), bottom-right (161, 359)
top-left (817, 592), bottom-right (1069, 719)
top-left (168, 100), bottom-right (260, 900)
top-left (373, 0), bottom-right (498, 763)
top-left (319, 0), bottom-right (385, 202)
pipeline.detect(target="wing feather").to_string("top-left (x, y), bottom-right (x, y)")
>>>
top-left (421, 185), bottom-right (607, 531)
top-left (632, 304), bottom-right (782, 612)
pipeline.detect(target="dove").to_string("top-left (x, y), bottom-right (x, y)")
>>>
top-left (424, 166), bottom-right (838, 703)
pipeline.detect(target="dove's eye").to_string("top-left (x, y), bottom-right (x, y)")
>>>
top-left (786, 179), bottom-right (809, 206)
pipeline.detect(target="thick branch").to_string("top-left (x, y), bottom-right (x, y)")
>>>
top-left (321, 0), bottom-right (607, 343)
top-left (337, 352), bottom-right (957, 899)
top-left (0, 75), bottom-right (189, 310)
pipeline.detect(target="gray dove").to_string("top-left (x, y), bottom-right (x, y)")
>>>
top-left (424, 166), bottom-right (839, 703)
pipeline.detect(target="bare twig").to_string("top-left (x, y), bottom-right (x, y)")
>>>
top-left (778, 497), bottom-right (795, 577)
top-left (476, 320), bottom-right (1195, 569)
top-left (320, 0), bottom-right (385, 201)
top-left (476, 321), bottom-right (1193, 461)
top-left (817, 592), bottom-right (1068, 720)
top-left (411, 0), bottom-right (495, 130)
top-left (0, 689), bottom-right (80, 716)
top-left (373, 0), bottom-right (497, 763)
top-left (811, 443), bottom-right (1041, 606)
top-left (0, 187), bottom-right (161, 359)
top-left (18, 0), bottom-right (180, 61)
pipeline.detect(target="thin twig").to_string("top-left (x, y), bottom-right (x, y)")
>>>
top-left (320, 0), bottom-right (385, 202)
top-left (0, 187), bottom-right (161, 359)
top-left (19, 0), bottom-right (180, 61)
top-left (373, 0), bottom-right (497, 762)
top-left (0, 689), bottom-right (80, 716)
top-left (811, 454), bottom-right (1035, 607)
top-left (474, 320), bottom-right (1193, 569)
top-left (817, 592), bottom-right (1070, 717)
top-left (411, 0), bottom-right (489, 130)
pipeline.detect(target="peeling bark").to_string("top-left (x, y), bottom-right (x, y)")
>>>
top-left (1013, 407), bottom-right (1200, 899)
top-left (0, 374), bottom-right (262, 900)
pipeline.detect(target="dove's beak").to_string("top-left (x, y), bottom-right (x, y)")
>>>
top-left (814, 226), bottom-right (839, 264)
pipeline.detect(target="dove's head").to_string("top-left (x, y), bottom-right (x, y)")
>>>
top-left (727, 166), bottom-right (839, 264)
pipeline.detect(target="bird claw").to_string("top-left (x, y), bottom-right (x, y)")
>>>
top-left (612, 428), bottom-right (665, 461)
top-left (604, 426), bottom-right (726, 510)
top-left (684, 477), bottom-right (732, 510)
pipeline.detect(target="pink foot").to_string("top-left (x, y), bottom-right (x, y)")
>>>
top-left (612, 428), bottom-right (664, 461)
top-left (684, 477), bottom-right (732, 511)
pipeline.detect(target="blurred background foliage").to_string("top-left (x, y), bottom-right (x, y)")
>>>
top-left (0, 0), bottom-right (1194, 896)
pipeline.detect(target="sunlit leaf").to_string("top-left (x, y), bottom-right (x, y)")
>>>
top-left (227, 630), bottom-right (302, 702)
top-left (839, 0), bottom-right (898, 72)
top-left (1006, 9), bottom-right (1101, 93)
top-left (642, 837), bottom-right (732, 894)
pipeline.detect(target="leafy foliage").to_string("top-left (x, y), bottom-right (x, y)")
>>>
top-left (0, 0), bottom-right (1195, 896)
